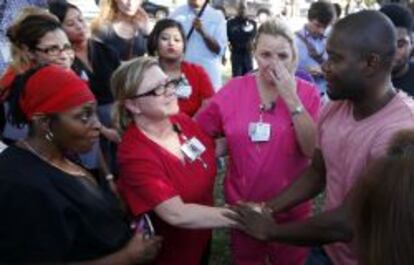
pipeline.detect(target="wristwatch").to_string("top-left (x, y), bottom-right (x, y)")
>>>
top-left (291, 105), bottom-right (304, 117)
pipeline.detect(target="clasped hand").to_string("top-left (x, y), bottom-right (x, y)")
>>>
top-left (193, 18), bottom-right (204, 34)
top-left (224, 201), bottom-right (277, 241)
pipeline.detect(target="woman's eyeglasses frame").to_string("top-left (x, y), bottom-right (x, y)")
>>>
top-left (130, 77), bottom-right (183, 99)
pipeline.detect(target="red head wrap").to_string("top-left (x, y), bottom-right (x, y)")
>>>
top-left (20, 65), bottom-right (96, 120)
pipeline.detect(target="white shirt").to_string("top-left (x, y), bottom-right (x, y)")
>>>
top-left (171, 4), bottom-right (227, 91)
top-left (0, 141), bottom-right (7, 153)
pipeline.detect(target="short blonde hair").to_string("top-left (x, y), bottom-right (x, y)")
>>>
top-left (254, 18), bottom-right (298, 70)
top-left (111, 56), bottom-right (158, 132)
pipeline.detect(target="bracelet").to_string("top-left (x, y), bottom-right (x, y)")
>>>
top-left (291, 105), bottom-right (304, 117)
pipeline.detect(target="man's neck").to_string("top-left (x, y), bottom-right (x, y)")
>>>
top-left (189, 4), bottom-right (201, 13)
top-left (305, 24), bottom-right (324, 39)
top-left (352, 83), bottom-right (396, 121)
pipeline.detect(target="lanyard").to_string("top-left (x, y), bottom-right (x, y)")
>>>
top-left (173, 124), bottom-right (208, 169)
top-left (258, 101), bottom-right (275, 122)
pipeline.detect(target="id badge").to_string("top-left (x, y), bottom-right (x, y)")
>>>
top-left (175, 83), bottom-right (192, 99)
top-left (249, 122), bottom-right (271, 142)
top-left (181, 137), bottom-right (206, 161)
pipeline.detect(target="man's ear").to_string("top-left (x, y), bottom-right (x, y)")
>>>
top-left (363, 52), bottom-right (381, 77)
top-left (124, 99), bottom-right (141, 115)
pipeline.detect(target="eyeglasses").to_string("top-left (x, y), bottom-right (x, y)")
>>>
top-left (131, 77), bottom-right (183, 99)
top-left (34, 44), bottom-right (74, 56)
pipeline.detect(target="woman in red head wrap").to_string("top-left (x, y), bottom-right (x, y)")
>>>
top-left (0, 65), bottom-right (161, 263)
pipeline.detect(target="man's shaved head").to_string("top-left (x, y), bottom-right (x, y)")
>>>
top-left (331, 10), bottom-right (397, 70)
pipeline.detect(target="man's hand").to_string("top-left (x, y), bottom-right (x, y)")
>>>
top-left (191, 18), bottom-right (221, 54)
top-left (193, 18), bottom-right (204, 34)
top-left (224, 202), bottom-right (277, 241)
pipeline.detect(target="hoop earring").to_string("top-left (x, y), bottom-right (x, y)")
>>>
top-left (45, 131), bottom-right (54, 142)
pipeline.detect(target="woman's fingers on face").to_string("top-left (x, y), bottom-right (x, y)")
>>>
top-left (274, 61), bottom-right (289, 78)
top-left (268, 68), bottom-right (278, 83)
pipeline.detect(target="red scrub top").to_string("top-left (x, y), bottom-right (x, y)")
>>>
top-left (116, 114), bottom-right (217, 265)
top-left (179, 61), bottom-right (214, 117)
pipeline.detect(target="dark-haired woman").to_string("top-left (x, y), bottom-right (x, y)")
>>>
top-left (0, 65), bottom-right (161, 263)
top-left (1, 8), bottom-right (73, 144)
top-left (148, 18), bottom-right (214, 117)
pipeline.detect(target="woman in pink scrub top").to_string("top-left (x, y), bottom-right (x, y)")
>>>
top-left (196, 19), bottom-right (321, 265)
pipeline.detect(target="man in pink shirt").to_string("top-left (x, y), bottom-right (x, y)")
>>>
top-left (229, 10), bottom-right (414, 265)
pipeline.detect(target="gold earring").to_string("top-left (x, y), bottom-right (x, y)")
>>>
top-left (45, 131), bottom-right (54, 142)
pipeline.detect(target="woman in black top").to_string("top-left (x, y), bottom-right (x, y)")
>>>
top-left (49, 2), bottom-right (122, 172)
top-left (48, 1), bottom-right (120, 128)
top-left (91, 0), bottom-right (149, 60)
top-left (0, 65), bottom-right (161, 263)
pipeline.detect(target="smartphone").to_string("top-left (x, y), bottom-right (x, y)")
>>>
top-left (135, 214), bottom-right (155, 239)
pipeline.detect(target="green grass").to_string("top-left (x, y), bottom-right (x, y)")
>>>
top-left (209, 167), bottom-right (231, 265)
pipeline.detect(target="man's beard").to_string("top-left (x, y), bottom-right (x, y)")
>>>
top-left (392, 61), bottom-right (409, 76)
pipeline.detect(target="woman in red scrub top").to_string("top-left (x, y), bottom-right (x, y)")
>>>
top-left (112, 56), bottom-right (235, 265)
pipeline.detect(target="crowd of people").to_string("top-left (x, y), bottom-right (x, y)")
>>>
top-left (1, 0), bottom-right (414, 265)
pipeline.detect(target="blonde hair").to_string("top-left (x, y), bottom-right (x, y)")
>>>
top-left (91, 0), bottom-right (147, 34)
top-left (111, 56), bottom-right (158, 132)
top-left (254, 18), bottom-right (299, 71)
top-left (6, 7), bottom-right (59, 73)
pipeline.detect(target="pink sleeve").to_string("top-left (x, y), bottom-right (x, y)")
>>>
top-left (117, 152), bottom-right (178, 216)
top-left (316, 102), bottom-right (336, 149)
top-left (194, 96), bottom-right (224, 137)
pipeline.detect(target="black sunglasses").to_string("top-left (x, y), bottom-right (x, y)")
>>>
top-left (131, 77), bottom-right (183, 99)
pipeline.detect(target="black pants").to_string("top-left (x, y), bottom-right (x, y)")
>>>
top-left (231, 51), bottom-right (253, 77)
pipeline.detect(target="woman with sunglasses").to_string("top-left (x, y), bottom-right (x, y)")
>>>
top-left (0, 65), bottom-right (161, 263)
top-left (147, 19), bottom-right (214, 117)
top-left (112, 57), bottom-right (235, 265)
